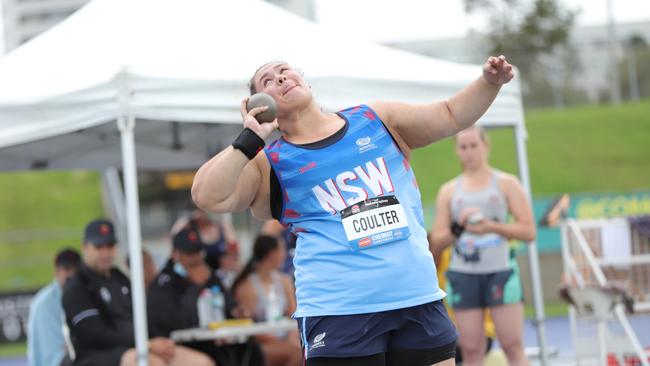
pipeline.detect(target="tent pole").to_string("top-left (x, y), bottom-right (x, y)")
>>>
top-left (118, 115), bottom-right (149, 366)
top-left (101, 168), bottom-right (128, 252)
top-left (514, 124), bottom-right (549, 365)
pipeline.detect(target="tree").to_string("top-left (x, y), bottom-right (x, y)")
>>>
top-left (464, 0), bottom-right (579, 107)
top-left (618, 35), bottom-right (650, 101)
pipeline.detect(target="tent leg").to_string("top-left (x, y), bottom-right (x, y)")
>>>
top-left (118, 115), bottom-right (149, 366)
top-left (101, 168), bottom-right (127, 251)
top-left (514, 125), bottom-right (549, 365)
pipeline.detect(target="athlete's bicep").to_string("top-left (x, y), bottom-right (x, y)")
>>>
top-left (220, 159), bottom-right (262, 212)
top-left (371, 101), bottom-right (459, 149)
top-left (250, 154), bottom-right (273, 221)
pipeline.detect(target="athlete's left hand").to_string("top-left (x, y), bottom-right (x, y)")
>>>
top-left (483, 55), bottom-right (514, 86)
top-left (465, 219), bottom-right (494, 234)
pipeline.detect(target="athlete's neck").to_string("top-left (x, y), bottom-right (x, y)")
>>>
top-left (462, 164), bottom-right (492, 184)
top-left (280, 103), bottom-right (344, 144)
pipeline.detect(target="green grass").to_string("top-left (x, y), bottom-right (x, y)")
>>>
top-left (0, 342), bottom-right (26, 358)
top-left (0, 171), bottom-right (103, 290)
top-left (412, 99), bottom-right (650, 203)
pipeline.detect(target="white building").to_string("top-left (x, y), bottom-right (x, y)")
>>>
top-left (386, 20), bottom-right (650, 103)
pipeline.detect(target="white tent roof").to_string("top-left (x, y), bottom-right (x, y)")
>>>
top-left (0, 0), bottom-right (524, 166)
top-left (0, 1), bottom-right (548, 360)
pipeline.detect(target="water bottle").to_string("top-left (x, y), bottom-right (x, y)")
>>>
top-left (209, 286), bottom-right (225, 324)
top-left (265, 286), bottom-right (283, 323)
top-left (197, 288), bottom-right (212, 328)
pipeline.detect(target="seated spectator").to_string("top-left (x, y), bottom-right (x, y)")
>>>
top-left (63, 219), bottom-right (213, 366)
top-left (28, 248), bottom-right (81, 366)
top-left (260, 220), bottom-right (297, 277)
top-left (171, 210), bottom-right (240, 288)
top-left (147, 226), bottom-right (264, 366)
top-left (126, 249), bottom-right (158, 289)
top-left (232, 235), bottom-right (302, 366)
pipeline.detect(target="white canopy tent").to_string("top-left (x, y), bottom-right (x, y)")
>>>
top-left (0, 0), bottom-right (548, 364)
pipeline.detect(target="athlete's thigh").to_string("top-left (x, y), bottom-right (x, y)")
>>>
top-left (453, 308), bottom-right (485, 347)
top-left (490, 302), bottom-right (525, 347)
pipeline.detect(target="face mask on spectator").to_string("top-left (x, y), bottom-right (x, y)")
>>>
top-left (174, 262), bottom-right (188, 278)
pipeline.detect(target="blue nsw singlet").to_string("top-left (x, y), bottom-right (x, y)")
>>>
top-left (264, 104), bottom-right (445, 317)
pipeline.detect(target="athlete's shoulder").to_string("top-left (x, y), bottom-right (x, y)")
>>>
top-left (494, 169), bottom-right (522, 188)
top-left (338, 104), bottom-right (383, 121)
top-left (264, 137), bottom-right (283, 152)
top-left (438, 178), bottom-right (458, 196)
top-left (338, 104), bottom-right (365, 114)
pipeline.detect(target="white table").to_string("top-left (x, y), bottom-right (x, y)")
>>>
top-left (170, 318), bottom-right (298, 342)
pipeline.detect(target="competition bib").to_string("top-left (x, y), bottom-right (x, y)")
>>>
top-left (458, 232), bottom-right (504, 250)
top-left (340, 196), bottom-right (411, 251)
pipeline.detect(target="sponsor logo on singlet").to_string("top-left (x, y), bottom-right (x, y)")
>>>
top-left (355, 136), bottom-right (377, 153)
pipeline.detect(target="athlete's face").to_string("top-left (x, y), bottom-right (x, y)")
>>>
top-left (252, 62), bottom-right (312, 118)
top-left (455, 128), bottom-right (489, 170)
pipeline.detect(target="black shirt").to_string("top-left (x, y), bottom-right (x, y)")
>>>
top-left (147, 259), bottom-right (235, 338)
top-left (62, 263), bottom-right (134, 364)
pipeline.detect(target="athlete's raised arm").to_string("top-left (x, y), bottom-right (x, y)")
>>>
top-left (371, 55), bottom-right (514, 150)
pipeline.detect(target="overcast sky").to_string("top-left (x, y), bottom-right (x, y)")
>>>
top-left (1, 0), bottom-right (649, 54)
top-left (315, 0), bottom-right (650, 42)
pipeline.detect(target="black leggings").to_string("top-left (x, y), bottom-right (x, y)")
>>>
top-left (306, 341), bottom-right (456, 366)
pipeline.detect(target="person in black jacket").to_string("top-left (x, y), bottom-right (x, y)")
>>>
top-left (62, 219), bottom-right (214, 366)
top-left (147, 225), bottom-right (264, 366)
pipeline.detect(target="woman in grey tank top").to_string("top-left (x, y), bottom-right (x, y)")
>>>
top-left (431, 127), bottom-right (536, 366)
top-left (232, 235), bottom-right (302, 366)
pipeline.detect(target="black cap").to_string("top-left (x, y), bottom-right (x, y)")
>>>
top-left (84, 219), bottom-right (117, 246)
top-left (173, 227), bottom-right (205, 253)
top-left (54, 248), bottom-right (81, 269)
